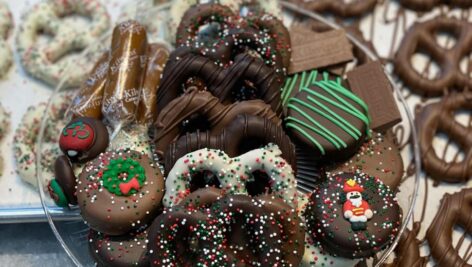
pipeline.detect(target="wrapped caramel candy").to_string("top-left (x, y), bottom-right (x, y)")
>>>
top-left (102, 20), bottom-right (148, 128)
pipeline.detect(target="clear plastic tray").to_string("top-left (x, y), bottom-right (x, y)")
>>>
top-left (37, 1), bottom-right (421, 266)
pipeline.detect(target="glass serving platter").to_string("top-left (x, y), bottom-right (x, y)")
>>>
top-left (37, 1), bottom-right (421, 266)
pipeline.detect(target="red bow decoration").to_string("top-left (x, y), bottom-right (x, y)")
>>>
top-left (119, 177), bottom-right (140, 195)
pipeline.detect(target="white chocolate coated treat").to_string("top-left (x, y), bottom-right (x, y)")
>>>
top-left (163, 143), bottom-right (297, 207)
top-left (167, 0), bottom-right (282, 41)
top-left (0, 103), bottom-right (9, 176)
top-left (0, 1), bottom-right (13, 78)
top-left (13, 92), bottom-right (73, 187)
top-left (16, 0), bottom-right (110, 87)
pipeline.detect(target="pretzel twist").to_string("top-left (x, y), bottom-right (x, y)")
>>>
top-left (395, 17), bottom-right (472, 96)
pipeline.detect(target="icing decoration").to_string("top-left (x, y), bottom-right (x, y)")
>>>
top-left (102, 158), bottom-right (146, 196)
top-left (163, 143), bottom-right (297, 208)
top-left (48, 179), bottom-right (68, 207)
top-left (342, 179), bottom-right (373, 231)
top-left (284, 70), bottom-right (370, 159)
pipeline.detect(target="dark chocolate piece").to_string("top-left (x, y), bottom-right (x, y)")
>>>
top-left (291, 0), bottom-right (377, 17)
top-left (347, 61), bottom-right (402, 132)
top-left (394, 17), bottom-right (472, 96)
top-left (288, 29), bottom-right (353, 75)
top-left (156, 51), bottom-right (284, 116)
top-left (426, 189), bottom-right (472, 267)
top-left (304, 171), bottom-right (401, 259)
top-left (416, 92), bottom-right (472, 183)
top-left (165, 114), bottom-right (296, 174)
top-left (154, 89), bottom-right (280, 159)
top-left (89, 228), bottom-right (150, 267)
top-left (283, 70), bottom-right (370, 161)
top-left (54, 155), bottom-right (77, 205)
top-left (77, 149), bottom-right (164, 235)
top-left (59, 117), bottom-right (109, 163)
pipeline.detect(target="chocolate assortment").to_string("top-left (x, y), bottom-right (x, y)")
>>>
top-left (42, 4), bottom-right (420, 266)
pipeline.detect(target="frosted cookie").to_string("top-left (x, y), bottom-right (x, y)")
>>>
top-left (0, 103), bottom-right (9, 176)
top-left (16, 0), bottom-right (110, 87)
top-left (13, 93), bottom-right (73, 187)
top-left (0, 1), bottom-right (13, 78)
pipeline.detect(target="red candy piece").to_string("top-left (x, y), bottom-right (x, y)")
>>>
top-left (59, 121), bottom-right (95, 153)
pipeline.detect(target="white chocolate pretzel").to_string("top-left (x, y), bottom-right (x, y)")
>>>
top-left (13, 92), bottom-right (73, 187)
top-left (0, 1), bottom-right (13, 78)
top-left (16, 0), bottom-right (110, 88)
top-left (163, 143), bottom-right (297, 207)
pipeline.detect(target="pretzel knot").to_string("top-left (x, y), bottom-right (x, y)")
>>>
top-left (416, 92), bottom-right (472, 183)
top-left (163, 143), bottom-right (297, 208)
top-left (400, 0), bottom-right (472, 11)
top-left (16, 0), bottom-right (110, 87)
top-left (148, 188), bottom-right (305, 266)
top-left (426, 189), bottom-right (472, 267)
top-left (0, 1), bottom-right (12, 77)
top-left (395, 17), bottom-right (472, 96)
top-left (156, 50), bottom-right (284, 116)
top-left (175, 3), bottom-right (291, 72)
top-left (293, 0), bottom-right (377, 17)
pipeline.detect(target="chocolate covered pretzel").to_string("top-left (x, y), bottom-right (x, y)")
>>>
top-left (154, 89), bottom-right (280, 158)
top-left (175, 3), bottom-right (291, 71)
top-left (416, 92), bottom-right (472, 183)
top-left (156, 51), bottom-right (284, 116)
top-left (426, 189), bottom-right (472, 267)
top-left (165, 114), bottom-right (296, 175)
top-left (395, 17), bottom-right (472, 96)
top-left (148, 188), bottom-right (304, 266)
top-left (292, 0), bottom-right (377, 18)
top-left (400, 0), bottom-right (472, 12)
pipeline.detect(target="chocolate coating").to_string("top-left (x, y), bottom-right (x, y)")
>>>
top-left (156, 51), bottom-right (284, 116)
top-left (54, 155), bottom-right (77, 205)
top-left (304, 171), bottom-right (401, 259)
top-left (426, 189), bottom-right (472, 267)
top-left (59, 117), bottom-right (109, 163)
top-left (400, 0), bottom-right (472, 11)
top-left (77, 149), bottom-right (164, 235)
top-left (416, 92), bottom-right (472, 183)
top-left (293, 0), bottom-right (377, 17)
top-left (154, 89), bottom-right (280, 158)
top-left (328, 132), bottom-right (404, 190)
top-left (165, 114), bottom-right (296, 174)
top-left (383, 222), bottom-right (427, 267)
top-left (394, 17), bottom-right (472, 96)
top-left (148, 189), bottom-right (304, 266)
top-left (88, 228), bottom-right (150, 267)
top-left (284, 71), bottom-right (370, 162)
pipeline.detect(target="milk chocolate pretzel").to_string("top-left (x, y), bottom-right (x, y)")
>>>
top-left (156, 50), bottom-right (284, 116)
top-left (400, 0), bottom-right (472, 12)
top-left (383, 222), bottom-right (427, 267)
top-left (293, 0), bottom-right (377, 18)
top-left (416, 92), bottom-right (472, 183)
top-left (148, 188), bottom-right (304, 266)
top-left (154, 89), bottom-right (280, 158)
top-left (426, 188), bottom-right (472, 266)
top-left (395, 17), bottom-right (472, 96)
top-left (175, 3), bottom-right (291, 70)
top-left (165, 114), bottom-right (296, 174)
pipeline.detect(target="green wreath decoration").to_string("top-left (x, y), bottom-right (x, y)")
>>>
top-left (101, 158), bottom-right (146, 196)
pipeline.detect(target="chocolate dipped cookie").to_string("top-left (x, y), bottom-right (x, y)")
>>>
top-left (77, 149), bottom-right (164, 235)
top-left (304, 171), bottom-right (401, 259)
top-left (283, 70), bottom-right (370, 161)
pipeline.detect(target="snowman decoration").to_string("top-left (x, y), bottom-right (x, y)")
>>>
top-left (343, 179), bottom-right (373, 231)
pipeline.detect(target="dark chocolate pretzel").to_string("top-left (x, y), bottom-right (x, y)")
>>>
top-left (416, 92), bottom-right (472, 183)
top-left (165, 114), bottom-right (296, 174)
top-left (293, 0), bottom-right (377, 18)
top-left (395, 17), bottom-right (472, 96)
top-left (176, 3), bottom-right (291, 70)
top-left (400, 0), bottom-right (472, 12)
top-left (156, 51), bottom-right (284, 116)
top-left (154, 89), bottom-right (280, 159)
top-left (148, 188), bottom-right (304, 266)
top-left (426, 188), bottom-right (472, 267)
